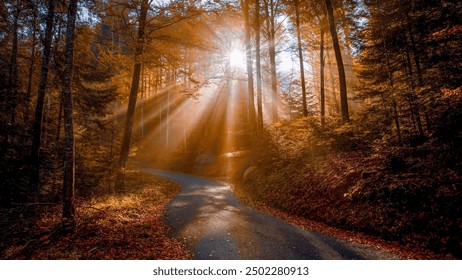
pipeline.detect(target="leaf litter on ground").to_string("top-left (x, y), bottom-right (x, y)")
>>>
top-left (0, 170), bottom-right (191, 260)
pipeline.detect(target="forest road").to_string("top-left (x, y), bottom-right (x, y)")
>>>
top-left (140, 168), bottom-right (400, 260)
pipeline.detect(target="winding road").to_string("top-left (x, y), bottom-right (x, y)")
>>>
top-left (140, 168), bottom-right (399, 260)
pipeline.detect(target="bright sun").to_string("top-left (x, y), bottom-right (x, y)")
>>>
top-left (229, 49), bottom-right (246, 68)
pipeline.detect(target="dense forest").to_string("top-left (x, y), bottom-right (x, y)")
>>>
top-left (0, 0), bottom-right (461, 259)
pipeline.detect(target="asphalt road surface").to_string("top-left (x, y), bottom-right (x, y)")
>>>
top-left (140, 168), bottom-right (399, 260)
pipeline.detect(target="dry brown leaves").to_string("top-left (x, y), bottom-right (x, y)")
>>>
top-left (0, 170), bottom-right (191, 260)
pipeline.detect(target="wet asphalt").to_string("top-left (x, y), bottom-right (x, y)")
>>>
top-left (140, 168), bottom-right (400, 260)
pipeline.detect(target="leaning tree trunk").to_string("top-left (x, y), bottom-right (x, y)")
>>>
top-left (116, 0), bottom-right (149, 190)
top-left (61, 0), bottom-right (79, 231)
top-left (294, 0), bottom-right (308, 117)
top-left (325, 0), bottom-right (349, 122)
top-left (30, 0), bottom-right (55, 188)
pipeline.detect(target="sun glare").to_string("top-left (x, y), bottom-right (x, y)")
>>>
top-left (229, 49), bottom-right (246, 69)
top-left (279, 51), bottom-right (294, 73)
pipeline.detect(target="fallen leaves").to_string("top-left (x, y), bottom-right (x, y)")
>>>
top-left (0, 170), bottom-right (191, 260)
top-left (237, 124), bottom-right (462, 259)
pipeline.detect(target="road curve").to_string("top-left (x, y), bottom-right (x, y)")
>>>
top-left (140, 168), bottom-right (399, 260)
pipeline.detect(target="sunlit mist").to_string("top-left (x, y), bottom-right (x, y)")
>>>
top-left (229, 48), bottom-right (246, 69)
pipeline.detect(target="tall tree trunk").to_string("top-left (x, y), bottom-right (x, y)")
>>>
top-left (403, 32), bottom-right (424, 136)
top-left (405, 16), bottom-right (423, 87)
top-left (294, 0), bottom-right (307, 117)
top-left (406, 16), bottom-right (431, 132)
top-left (158, 63), bottom-right (163, 124)
top-left (140, 65), bottom-right (145, 137)
top-left (392, 98), bottom-right (401, 142)
top-left (61, 0), bottom-right (79, 231)
top-left (241, 0), bottom-right (256, 131)
top-left (109, 101), bottom-right (117, 157)
top-left (148, 66), bottom-right (152, 101)
top-left (264, 0), bottom-right (278, 123)
top-left (56, 98), bottom-right (63, 144)
top-left (25, 2), bottom-right (38, 123)
top-left (8, 7), bottom-right (21, 147)
top-left (325, 0), bottom-right (349, 122)
top-left (117, 0), bottom-right (149, 190)
top-left (380, 7), bottom-right (401, 143)
top-left (255, 0), bottom-right (263, 130)
top-left (166, 66), bottom-right (171, 146)
top-left (326, 51), bottom-right (339, 114)
top-left (320, 24), bottom-right (326, 126)
top-left (30, 0), bottom-right (55, 187)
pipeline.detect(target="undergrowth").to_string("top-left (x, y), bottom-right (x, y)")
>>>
top-left (0, 170), bottom-right (190, 259)
top-left (237, 115), bottom-right (462, 259)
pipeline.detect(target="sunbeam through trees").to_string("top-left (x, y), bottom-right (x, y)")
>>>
top-left (0, 0), bottom-right (461, 260)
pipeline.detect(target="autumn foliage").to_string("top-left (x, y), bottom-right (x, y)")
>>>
top-left (237, 106), bottom-right (462, 258)
top-left (0, 0), bottom-right (460, 261)
top-left (0, 171), bottom-right (190, 259)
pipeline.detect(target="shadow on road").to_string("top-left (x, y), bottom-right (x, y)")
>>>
top-left (140, 168), bottom-right (399, 260)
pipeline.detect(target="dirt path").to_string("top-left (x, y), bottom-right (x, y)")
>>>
top-left (140, 168), bottom-right (400, 260)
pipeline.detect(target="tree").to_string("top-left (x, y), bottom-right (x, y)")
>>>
top-left (61, 0), bottom-right (79, 230)
top-left (30, 0), bottom-right (55, 187)
top-left (255, 0), bottom-right (263, 130)
top-left (357, 0), bottom-right (461, 140)
top-left (114, 0), bottom-right (207, 187)
top-left (25, 0), bottom-right (38, 122)
top-left (240, 0), bottom-right (256, 131)
top-left (116, 0), bottom-right (149, 190)
top-left (263, 0), bottom-right (280, 123)
top-left (0, 0), bottom-right (28, 155)
top-left (324, 0), bottom-right (349, 122)
top-left (8, 5), bottom-right (20, 146)
top-left (293, 0), bottom-right (307, 117)
top-left (320, 22), bottom-right (325, 125)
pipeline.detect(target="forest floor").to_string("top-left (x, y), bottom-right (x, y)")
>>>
top-left (0, 170), bottom-right (190, 259)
